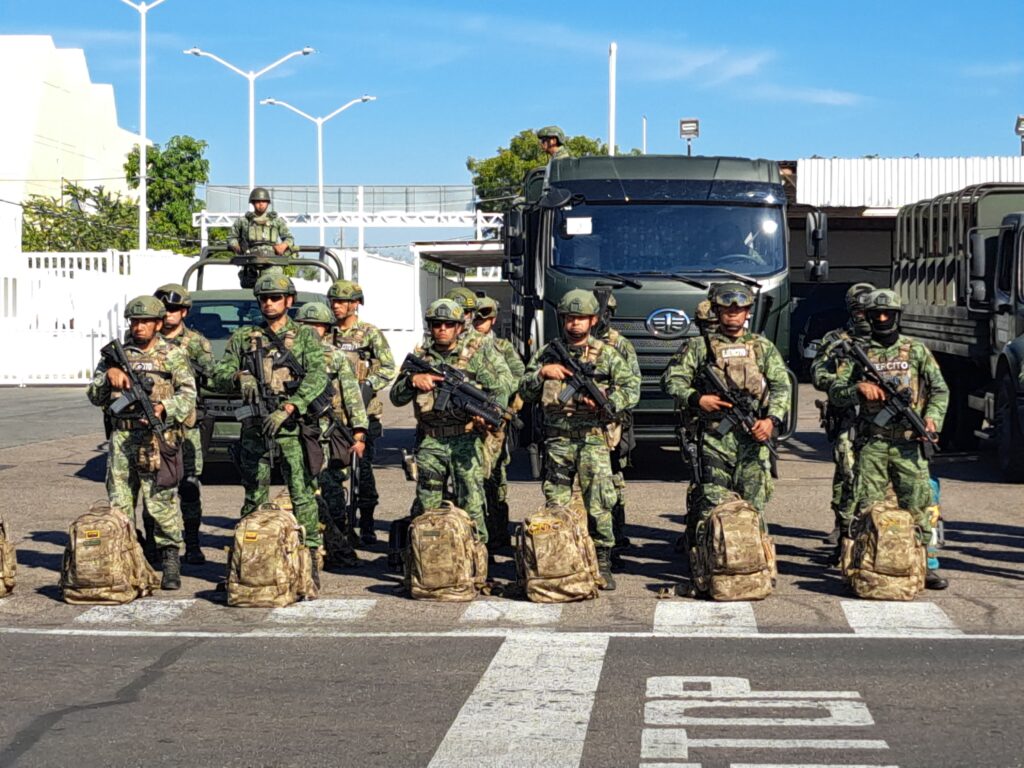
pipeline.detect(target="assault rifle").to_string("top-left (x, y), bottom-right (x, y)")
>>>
top-left (697, 364), bottom-right (778, 459)
top-left (840, 340), bottom-right (939, 459)
top-left (538, 338), bottom-right (616, 420)
top-left (100, 339), bottom-right (170, 445)
top-left (400, 354), bottom-right (523, 431)
top-left (675, 423), bottom-right (702, 483)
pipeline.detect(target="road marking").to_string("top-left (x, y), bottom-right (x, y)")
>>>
top-left (840, 601), bottom-right (963, 636)
top-left (269, 598), bottom-right (376, 623)
top-left (647, 677), bottom-right (862, 700)
top-left (654, 602), bottom-right (758, 636)
top-left (74, 599), bottom-right (197, 625)
top-left (427, 631), bottom-right (608, 768)
top-left (460, 601), bottom-right (563, 626)
top-left (641, 731), bottom-right (889, 761)
top-left (730, 764), bottom-right (899, 767)
top-left (646, 699), bottom-right (874, 727)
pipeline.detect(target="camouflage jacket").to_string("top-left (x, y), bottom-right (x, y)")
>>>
top-left (661, 331), bottom-right (791, 422)
top-left (550, 146), bottom-right (571, 160)
top-left (332, 319), bottom-right (396, 393)
top-left (87, 337), bottom-right (197, 428)
top-left (162, 326), bottom-right (214, 390)
top-left (830, 334), bottom-right (949, 431)
top-left (211, 316), bottom-right (327, 417)
top-left (321, 339), bottom-right (369, 430)
top-left (488, 334), bottom-right (525, 379)
top-left (227, 211), bottom-right (295, 255)
top-left (599, 327), bottom-right (641, 381)
top-left (520, 335), bottom-right (640, 432)
top-left (810, 322), bottom-right (869, 394)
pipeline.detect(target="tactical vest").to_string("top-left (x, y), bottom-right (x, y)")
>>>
top-left (413, 336), bottom-right (484, 427)
top-left (321, 342), bottom-right (352, 426)
top-left (241, 213), bottom-right (282, 253)
top-left (335, 323), bottom-right (376, 383)
top-left (247, 328), bottom-right (297, 395)
top-left (107, 342), bottom-right (175, 426)
top-left (859, 341), bottom-right (920, 420)
top-left (707, 336), bottom-right (766, 400)
top-left (541, 339), bottom-right (604, 413)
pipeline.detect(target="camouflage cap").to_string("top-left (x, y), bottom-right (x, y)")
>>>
top-left (475, 296), bottom-right (499, 319)
top-left (327, 279), bottom-right (364, 303)
top-left (864, 288), bottom-right (902, 312)
top-left (694, 299), bottom-right (714, 322)
top-left (425, 298), bottom-right (464, 323)
top-left (557, 288), bottom-right (600, 316)
top-left (252, 273), bottom-right (296, 297)
top-left (154, 282), bottom-right (192, 308)
top-left (537, 125), bottom-right (566, 144)
top-left (845, 282), bottom-right (876, 312)
top-left (710, 281), bottom-right (755, 309)
top-left (295, 302), bottom-right (335, 325)
top-left (249, 187), bottom-right (271, 203)
top-left (445, 286), bottom-right (478, 311)
top-left (124, 295), bottom-right (166, 320)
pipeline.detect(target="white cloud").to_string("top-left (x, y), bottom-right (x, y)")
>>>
top-left (751, 83), bottom-right (864, 107)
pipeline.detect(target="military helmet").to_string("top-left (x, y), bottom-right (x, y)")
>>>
top-left (475, 296), bottom-right (499, 319)
top-left (710, 281), bottom-right (756, 309)
top-left (295, 302), bottom-right (334, 325)
top-left (845, 282), bottom-right (875, 312)
top-left (154, 282), bottom-right (192, 308)
top-left (124, 295), bottom-right (166, 320)
top-left (537, 125), bottom-right (566, 144)
top-left (557, 289), bottom-right (600, 316)
top-left (864, 288), bottom-right (902, 312)
top-left (445, 286), bottom-right (478, 312)
top-left (252, 272), bottom-right (296, 297)
top-left (694, 299), bottom-right (714, 322)
top-left (327, 279), bottom-right (365, 303)
top-left (424, 298), bottom-right (464, 323)
top-left (249, 187), bottom-right (271, 203)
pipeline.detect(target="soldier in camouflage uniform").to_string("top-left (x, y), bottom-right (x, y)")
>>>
top-left (810, 282), bottom-right (874, 553)
top-left (295, 302), bottom-right (369, 567)
top-left (662, 282), bottom-right (791, 531)
top-left (829, 288), bottom-right (950, 590)
top-left (537, 126), bottom-right (571, 160)
top-left (227, 187), bottom-right (296, 257)
top-left (328, 279), bottom-right (396, 545)
top-left (87, 295), bottom-right (197, 590)
top-left (593, 290), bottom-right (640, 565)
top-left (154, 283), bottom-right (215, 565)
top-left (211, 273), bottom-right (328, 584)
top-left (471, 296), bottom-right (525, 550)
top-left (390, 299), bottom-right (515, 543)
top-left (520, 289), bottom-right (641, 589)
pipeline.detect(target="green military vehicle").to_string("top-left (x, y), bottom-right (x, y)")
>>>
top-left (181, 246), bottom-right (342, 467)
top-left (503, 154), bottom-right (798, 446)
top-left (893, 183), bottom-right (1024, 477)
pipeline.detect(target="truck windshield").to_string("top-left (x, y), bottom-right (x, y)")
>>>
top-left (552, 203), bottom-right (785, 277)
top-left (185, 300), bottom-right (307, 339)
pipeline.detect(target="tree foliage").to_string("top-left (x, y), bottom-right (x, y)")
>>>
top-left (21, 182), bottom-right (138, 252)
top-left (467, 129), bottom-right (637, 212)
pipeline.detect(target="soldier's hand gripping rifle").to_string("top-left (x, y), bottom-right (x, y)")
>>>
top-left (841, 340), bottom-right (939, 460)
top-left (100, 339), bottom-right (170, 445)
top-left (697, 364), bottom-right (778, 459)
top-left (540, 338), bottom-right (617, 420)
top-left (400, 354), bottom-right (523, 431)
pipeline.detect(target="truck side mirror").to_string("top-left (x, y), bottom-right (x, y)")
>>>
top-left (804, 259), bottom-right (829, 282)
top-left (506, 235), bottom-right (525, 259)
top-left (969, 230), bottom-right (987, 279)
top-left (805, 211), bottom-right (828, 258)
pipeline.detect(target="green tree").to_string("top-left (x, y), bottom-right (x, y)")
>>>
top-left (467, 129), bottom-right (634, 212)
top-left (125, 134), bottom-right (210, 252)
top-left (21, 182), bottom-right (138, 252)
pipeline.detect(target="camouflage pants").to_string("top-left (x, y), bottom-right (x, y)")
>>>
top-left (483, 433), bottom-right (511, 547)
top-left (416, 432), bottom-right (488, 543)
top-left (107, 429), bottom-right (182, 548)
top-left (691, 429), bottom-right (773, 527)
top-left (356, 419), bottom-right (381, 514)
top-left (853, 437), bottom-right (932, 544)
top-left (542, 435), bottom-right (615, 549)
top-left (830, 430), bottom-right (857, 532)
top-left (179, 425), bottom-right (203, 523)
top-left (237, 425), bottom-right (322, 548)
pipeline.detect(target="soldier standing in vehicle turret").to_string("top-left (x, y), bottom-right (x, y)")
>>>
top-left (537, 126), bottom-right (571, 160)
top-left (228, 187), bottom-right (295, 257)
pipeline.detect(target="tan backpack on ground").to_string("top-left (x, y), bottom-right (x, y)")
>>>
top-left (404, 502), bottom-right (487, 601)
top-left (843, 500), bottom-right (926, 601)
top-left (515, 497), bottom-right (600, 603)
top-left (60, 501), bottom-right (160, 604)
top-left (1, 515), bottom-right (16, 597)
top-left (226, 501), bottom-right (317, 608)
top-left (691, 494), bottom-right (776, 601)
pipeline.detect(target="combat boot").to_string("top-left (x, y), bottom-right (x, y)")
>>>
top-left (309, 547), bottom-right (321, 590)
top-left (925, 569), bottom-right (949, 590)
top-left (596, 547), bottom-right (616, 591)
top-left (182, 519), bottom-right (206, 565)
top-left (160, 547), bottom-right (181, 590)
top-left (359, 506), bottom-right (378, 546)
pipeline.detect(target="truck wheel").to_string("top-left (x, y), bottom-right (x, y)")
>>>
top-left (995, 372), bottom-right (1024, 482)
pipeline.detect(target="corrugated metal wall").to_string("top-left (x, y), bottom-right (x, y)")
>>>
top-left (797, 157), bottom-right (1024, 208)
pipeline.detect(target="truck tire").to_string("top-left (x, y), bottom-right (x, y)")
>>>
top-left (995, 371), bottom-right (1024, 482)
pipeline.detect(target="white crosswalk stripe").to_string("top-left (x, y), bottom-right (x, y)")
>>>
top-left (460, 601), bottom-right (562, 625)
top-left (268, 598), bottom-right (377, 623)
top-left (653, 601), bottom-right (758, 636)
top-left (74, 599), bottom-right (197, 625)
top-left (840, 600), bottom-right (963, 636)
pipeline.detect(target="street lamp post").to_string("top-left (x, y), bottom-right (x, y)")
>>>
top-left (260, 95), bottom-right (376, 246)
top-left (121, 0), bottom-right (167, 252)
top-left (183, 46), bottom-right (315, 190)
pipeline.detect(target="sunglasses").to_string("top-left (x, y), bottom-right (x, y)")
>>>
top-left (156, 290), bottom-right (187, 306)
top-left (259, 294), bottom-right (286, 303)
top-left (430, 321), bottom-right (460, 329)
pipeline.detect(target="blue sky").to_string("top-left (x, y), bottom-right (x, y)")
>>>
top-left (4, 0), bottom-right (1024, 191)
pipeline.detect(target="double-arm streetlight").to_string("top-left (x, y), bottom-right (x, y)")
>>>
top-left (260, 95), bottom-right (376, 246)
top-left (120, 0), bottom-right (167, 252)
top-left (182, 46), bottom-right (315, 190)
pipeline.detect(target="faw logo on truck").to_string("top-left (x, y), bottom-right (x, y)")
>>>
top-left (645, 308), bottom-right (690, 339)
